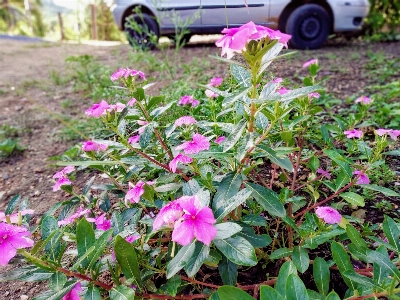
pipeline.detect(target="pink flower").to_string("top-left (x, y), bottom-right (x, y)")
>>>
top-left (316, 168), bottom-right (331, 179)
top-left (0, 210), bottom-right (34, 224)
top-left (172, 195), bottom-right (217, 246)
top-left (376, 129), bottom-right (390, 136)
top-left (0, 223), bottom-right (34, 265)
top-left (62, 282), bottom-right (82, 300)
top-left (128, 135), bottom-right (140, 144)
top-left (215, 21), bottom-right (291, 59)
top-left (303, 59), bottom-right (318, 68)
top-left (110, 68), bottom-right (126, 81)
top-left (169, 153), bottom-right (193, 173)
top-left (215, 136), bottom-right (226, 144)
top-left (205, 89), bottom-right (218, 98)
top-left (85, 100), bottom-right (110, 118)
top-left (176, 133), bottom-right (210, 154)
top-left (315, 206), bottom-right (342, 224)
top-left (127, 98), bottom-right (137, 106)
top-left (86, 214), bottom-right (111, 231)
top-left (308, 92), bottom-right (320, 100)
top-left (376, 129), bottom-right (400, 140)
top-left (136, 120), bottom-right (148, 134)
top-left (110, 68), bottom-right (146, 81)
top-left (178, 95), bottom-right (199, 107)
top-left (110, 102), bottom-right (126, 112)
top-left (58, 207), bottom-right (90, 226)
top-left (175, 116), bottom-right (197, 127)
top-left (153, 200), bottom-right (184, 231)
top-left (344, 129), bottom-right (363, 139)
top-left (208, 77), bottom-right (223, 87)
top-left (53, 166), bottom-right (75, 179)
top-left (355, 96), bottom-right (371, 105)
top-left (278, 87), bottom-right (290, 94)
top-left (125, 181), bottom-right (146, 204)
top-left (82, 141), bottom-right (108, 152)
top-left (53, 176), bottom-right (72, 192)
top-left (272, 78), bottom-right (283, 83)
top-left (353, 170), bottom-right (370, 185)
top-left (125, 235), bottom-right (140, 243)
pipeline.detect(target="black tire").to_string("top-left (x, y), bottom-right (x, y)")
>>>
top-left (125, 13), bottom-right (159, 50)
top-left (285, 4), bottom-right (330, 50)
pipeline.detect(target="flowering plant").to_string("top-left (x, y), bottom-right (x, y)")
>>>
top-left (2, 22), bottom-right (400, 300)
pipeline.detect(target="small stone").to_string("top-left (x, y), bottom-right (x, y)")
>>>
top-left (3, 173), bottom-right (9, 180)
top-left (21, 295), bottom-right (29, 300)
top-left (5, 291), bottom-right (9, 296)
top-left (34, 169), bottom-right (43, 173)
top-left (0, 191), bottom-right (5, 201)
top-left (15, 106), bottom-right (23, 111)
top-left (34, 190), bottom-right (41, 196)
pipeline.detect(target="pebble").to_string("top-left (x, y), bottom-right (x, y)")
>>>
top-left (5, 291), bottom-right (9, 296)
top-left (34, 190), bottom-right (41, 197)
top-left (15, 106), bottom-right (23, 111)
top-left (21, 295), bottom-right (29, 300)
top-left (395, 182), bottom-right (400, 186)
top-left (3, 173), bottom-right (9, 180)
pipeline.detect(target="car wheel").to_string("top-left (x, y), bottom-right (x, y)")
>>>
top-left (125, 13), bottom-right (159, 50)
top-left (285, 4), bottom-right (330, 50)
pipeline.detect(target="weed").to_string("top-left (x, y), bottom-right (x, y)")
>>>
top-left (0, 138), bottom-right (24, 158)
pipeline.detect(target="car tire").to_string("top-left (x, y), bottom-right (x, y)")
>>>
top-left (285, 4), bottom-right (330, 50)
top-left (125, 13), bottom-right (159, 50)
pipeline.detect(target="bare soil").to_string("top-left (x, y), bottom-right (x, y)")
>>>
top-left (0, 37), bottom-right (399, 299)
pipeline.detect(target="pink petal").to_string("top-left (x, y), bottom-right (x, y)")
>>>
top-left (172, 219), bottom-right (195, 246)
top-left (0, 241), bottom-right (17, 266)
top-left (193, 219), bottom-right (217, 245)
top-left (196, 207), bottom-right (216, 224)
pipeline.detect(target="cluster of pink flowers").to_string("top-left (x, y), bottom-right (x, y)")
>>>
top-left (355, 96), bottom-right (372, 105)
top-left (176, 133), bottom-right (210, 154)
top-left (110, 68), bottom-right (146, 82)
top-left (303, 58), bottom-right (318, 68)
top-left (178, 95), bottom-right (200, 107)
top-left (308, 92), bottom-right (320, 100)
top-left (58, 207), bottom-right (90, 226)
top-left (353, 170), bottom-right (370, 185)
top-left (0, 222), bottom-right (34, 265)
top-left (315, 206), bottom-right (342, 224)
top-left (125, 180), bottom-right (154, 204)
top-left (174, 116), bottom-right (197, 127)
top-left (85, 100), bottom-right (130, 118)
top-left (82, 140), bottom-right (108, 152)
top-left (153, 195), bottom-right (217, 246)
top-left (344, 129), bottom-right (363, 139)
top-left (86, 213), bottom-right (111, 231)
top-left (215, 21), bottom-right (291, 59)
top-left (376, 128), bottom-right (400, 140)
top-left (53, 166), bottom-right (75, 192)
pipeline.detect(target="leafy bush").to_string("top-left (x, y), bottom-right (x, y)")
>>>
top-left (1, 22), bottom-right (400, 299)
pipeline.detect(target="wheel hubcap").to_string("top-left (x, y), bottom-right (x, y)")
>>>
top-left (300, 16), bottom-right (321, 39)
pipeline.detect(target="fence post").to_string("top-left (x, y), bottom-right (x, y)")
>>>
top-left (57, 12), bottom-right (65, 40)
top-left (90, 4), bottom-right (98, 40)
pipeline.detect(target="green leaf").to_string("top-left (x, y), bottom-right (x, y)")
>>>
top-left (231, 64), bottom-right (251, 88)
top-left (139, 123), bottom-right (154, 149)
top-left (209, 292), bottom-right (221, 300)
top-left (331, 241), bottom-right (357, 290)
top-left (254, 144), bottom-right (293, 172)
top-left (362, 184), bottom-right (400, 197)
top-left (343, 271), bottom-right (376, 288)
top-left (255, 111), bottom-right (269, 130)
top-left (260, 285), bottom-right (285, 300)
top-left (114, 236), bottom-right (142, 287)
top-left (235, 225), bottom-right (272, 248)
top-left (373, 245), bottom-right (391, 285)
top-left (286, 273), bottom-right (309, 300)
top-left (5, 194), bottom-right (21, 215)
top-left (275, 261), bottom-right (297, 298)
top-left (218, 286), bottom-right (254, 300)
top-left (111, 212), bottom-right (124, 235)
top-left (49, 272), bottom-right (67, 292)
top-left (214, 223), bottom-right (243, 240)
top-left (147, 95), bottom-right (165, 110)
top-left (76, 218), bottom-right (95, 268)
top-left (383, 216), bottom-right (400, 253)
top-left (83, 175), bottom-right (96, 195)
top-left (245, 182), bottom-right (286, 217)
top-left (84, 286), bottom-right (101, 300)
top-left (309, 157), bottom-right (320, 173)
top-left (218, 255), bottom-right (237, 286)
top-left (223, 119), bottom-right (247, 152)
top-left (150, 101), bottom-right (174, 117)
top-left (88, 229), bottom-right (113, 270)
top-left (213, 236), bottom-right (257, 266)
top-left (366, 248), bottom-right (400, 281)
top-left (71, 246), bottom-right (96, 271)
top-left (340, 192), bottom-right (365, 207)
top-left (292, 246), bottom-right (310, 273)
top-left (313, 257), bottom-right (330, 295)
top-left (346, 224), bottom-right (368, 250)
top-left (41, 215), bottom-right (62, 261)
top-left (325, 291), bottom-right (341, 300)
top-left (258, 42), bottom-right (285, 75)
top-left (242, 214), bottom-right (267, 226)
top-left (32, 280), bottom-right (77, 300)
top-left (166, 241), bottom-right (196, 279)
top-left (159, 275), bottom-right (181, 296)
top-left (184, 242), bottom-right (210, 277)
top-left (383, 150), bottom-right (400, 156)
top-left (214, 188), bottom-right (252, 222)
top-left (269, 248), bottom-right (292, 260)
top-left (323, 150), bottom-right (353, 178)
top-left (334, 170), bottom-right (350, 192)
top-left (303, 228), bottom-right (345, 250)
top-left (109, 286), bottom-right (135, 300)
top-left (255, 85), bottom-right (322, 104)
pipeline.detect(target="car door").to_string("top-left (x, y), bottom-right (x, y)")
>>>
top-left (200, 0), bottom-right (269, 26)
top-left (156, 0), bottom-right (201, 27)
top-left (268, 0), bottom-right (291, 29)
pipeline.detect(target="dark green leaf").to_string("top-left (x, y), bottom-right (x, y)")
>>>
top-left (269, 248), bottom-right (292, 260)
top-left (139, 123), bottom-right (154, 149)
top-left (150, 101), bottom-right (174, 117)
top-left (111, 212), bottom-right (124, 235)
top-left (286, 273), bottom-right (309, 300)
top-left (109, 286), bottom-right (135, 300)
top-left (383, 216), bottom-right (400, 253)
top-left (292, 246), bottom-right (310, 273)
top-left (84, 286), bottom-right (101, 300)
top-left (49, 272), bottom-right (67, 292)
top-left (245, 182), bottom-right (286, 217)
top-left (114, 236), bottom-right (142, 286)
top-left (242, 214), bottom-right (267, 226)
top-left (331, 241), bottom-right (357, 290)
top-left (159, 275), bottom-right (181, 296)
top-left (83, 175), bottom-right (96, 195)
top-left (346, 224), bottom-right (367, 250)
top-left (147, 95), bottom-right (165, 110)
top-left (214, 223), bottom-right (242, 240)
top-left (32, 280), bottom-right (77, 300)
top-left (362, 184), bottom-right (400, 197)
top-left (166, 241), bottom-right (196, 279)
top-left (41, 215), bottom-right (62, 261)
top-left (184, 242), bottom-right (210, 277)
top-left (218, 255), bottom-right (237, 286)
top-left (260, 285), bottom-right (285, 300)
top-left (254, 144), bottom-right (293, 172)
top-left (88, 229), bottom-right (113, 270)
top-left (235, 225), bottom-right (272, 248)
top-left (218, 286), bottom-right (254, 300)
top-left (313, 257), bottom-right (330, 295)
top-left (325, 291), bottom-right (341, 300)
top-left (223, 119), bottom-right (247, 152)
top-left (213, 236), bottom-right (257, 266)
top-left (373, 245), bottom-right (391, 285)
top-left (214, 188), bottom-right (251, 222)
top-left (76, 218), bottom-right (95, 268)
top-left (323, 150), bottom-right (352, 178)
top-left (5, 194), bottom-right (21, 215)
top-left (334, 170), bottom-right (350, 192)
top-left (231, 64), bottom-right (251, 88)
top-left (343, 271), bottom-right (376, 288)
top-left (255, 112), bottom-right (269, 130)
top-left (309, 157), bottom-right (320, 173)
top-left (366, 248), bottom-right (400, 281)
top-left (275, 261), bottom-right (297, 298)
top-left (340, 192), bottom-right (365, 207)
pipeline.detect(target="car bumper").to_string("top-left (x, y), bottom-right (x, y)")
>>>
top-left (329, 0), bottom-right (370, 32)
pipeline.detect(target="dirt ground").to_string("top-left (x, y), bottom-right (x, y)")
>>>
top-left (0, 37), bottom-right (399, 299)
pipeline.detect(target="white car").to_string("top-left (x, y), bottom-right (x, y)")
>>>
top-left (111, 0), bottom-right (370, 49)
